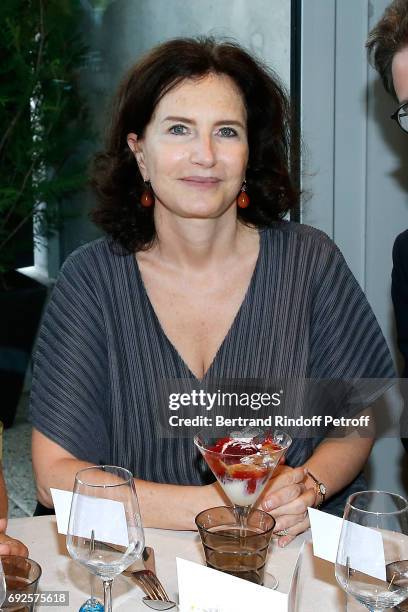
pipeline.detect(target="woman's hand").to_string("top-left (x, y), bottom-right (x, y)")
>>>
top-left (0, 518), bottom-right (28, 557)
top-left (259, 465), bottom-right (315, 548)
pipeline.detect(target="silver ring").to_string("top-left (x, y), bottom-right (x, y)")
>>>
top-left (274, 528), bottom-right (289, 536)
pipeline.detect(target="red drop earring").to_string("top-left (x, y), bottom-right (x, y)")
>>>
top-left (141, 180), bottom-right (154, 208)
top-left (237, 180), bottom-right (250, 209)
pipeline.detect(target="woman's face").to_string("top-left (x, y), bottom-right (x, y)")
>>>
top-left (128, 73), bottom-right (249, 219)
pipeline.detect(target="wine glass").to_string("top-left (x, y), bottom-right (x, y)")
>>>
top-left (335, 490), bottom-right (408, 612)
top-left (194, 429), bottom-right (292, 528)
top-left (0, 558), bottom-right (6, 609)
top-left (67, 466), bottom-right (145, 612)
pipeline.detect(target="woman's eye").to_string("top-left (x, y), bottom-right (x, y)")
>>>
top-left (218, 127), bottom-right (237, 137)
top-left (169, 124), bottom-right (188, 135)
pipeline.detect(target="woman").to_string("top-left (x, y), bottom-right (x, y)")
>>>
top-left (30, 37), bottom-right (393, 545)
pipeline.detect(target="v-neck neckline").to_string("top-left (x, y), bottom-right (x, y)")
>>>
top-left (132, 229), bottom-right (263, 382)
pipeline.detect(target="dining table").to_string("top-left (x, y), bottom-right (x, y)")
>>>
top-left (6, 515), bottom-right (352, 611)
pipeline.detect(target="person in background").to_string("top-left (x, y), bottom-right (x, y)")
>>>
top-left (0, 424), bottom-right (28, 556)
top-left (367, 0), bottom-right (408, 451)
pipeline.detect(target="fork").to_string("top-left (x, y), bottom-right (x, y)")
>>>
top-left (102, 543), bottom-right (174, 605)
top-left (124, 565), bottom-right (169, 600)
top-left (122, 547), bottom-right (175, 606)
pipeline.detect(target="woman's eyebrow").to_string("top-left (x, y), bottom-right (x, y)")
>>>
top-left (161, 115), bottom-right (194, 124)
top-left (161, 115), bottom-right (245, 128)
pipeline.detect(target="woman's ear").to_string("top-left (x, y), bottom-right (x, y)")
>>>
top-left (127, 133), bottom-right (147, 179)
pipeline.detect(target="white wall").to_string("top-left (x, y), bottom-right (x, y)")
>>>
top-left (301, 0), bottom-right (408, 495)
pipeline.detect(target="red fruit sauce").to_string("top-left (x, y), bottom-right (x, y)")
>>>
top-left (205, 435), bottom-right (282, 494)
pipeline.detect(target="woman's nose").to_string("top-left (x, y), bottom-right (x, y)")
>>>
top-left (190, 134), bottom-right (216, 167)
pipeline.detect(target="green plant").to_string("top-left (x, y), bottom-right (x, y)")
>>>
top-left (0, 0), bottom-right (91, 276)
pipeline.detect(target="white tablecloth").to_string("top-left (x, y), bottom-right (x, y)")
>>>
top-left (7, 515), bottom-right (348, 611)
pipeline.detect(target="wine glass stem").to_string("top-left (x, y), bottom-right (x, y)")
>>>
top-left (234, 504), bottom-right (250, 531)
top-left (90, 574), bottom-right (95, 603)
top-left (103, 579), bottom-right (113, 612)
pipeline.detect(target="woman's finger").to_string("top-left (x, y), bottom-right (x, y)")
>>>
top-left (264, 486), bottom-right (315, 516)
top-left (276, 516), bottom-right (311, 548)
top-left (267, 466), bottom-right (307, 491)
top-left (0, 534), bottom-right (28, 558)
top-left (273, 511), bottom-right (308, 534)
top-left (261, 482), bottom-right (304, 512)
top-left (261, 467), bottom-right (307, 511)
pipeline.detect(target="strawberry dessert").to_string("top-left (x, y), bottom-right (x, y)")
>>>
top-left (195, 431), bottom-right (291, 508)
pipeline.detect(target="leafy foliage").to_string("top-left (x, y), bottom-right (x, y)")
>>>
top-left (0, 0), bottom-right (90, 274)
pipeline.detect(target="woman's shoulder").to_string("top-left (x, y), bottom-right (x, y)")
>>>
top-left (263, 221), bottom-right (340, 255)
top-left (62, 236), bottom-right (113, 265)
top-left (50, 237), bottom-right (132, 310)
top-left (59, 236), bottom-right (128, 279)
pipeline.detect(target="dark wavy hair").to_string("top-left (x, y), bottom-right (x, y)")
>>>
top-left (91, 37), bottom-right (299, 252)
top-left (367, 0), bottom-right (408, 100)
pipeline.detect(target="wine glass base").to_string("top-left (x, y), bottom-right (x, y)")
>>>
top-left (79, 598), bottom-right (104, 611)
top-left (264, 572), bottom-right (279, 590)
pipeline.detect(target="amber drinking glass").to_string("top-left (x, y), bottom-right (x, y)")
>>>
top-left (195, 506), bottom-right (275, 586)
top-left (0, 556), bottom-right (41, 611)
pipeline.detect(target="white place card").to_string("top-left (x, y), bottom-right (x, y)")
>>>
top-left (177, 545), bottom-right (304, 612)
top-left (308, 507), bottom-right (343, 563)
top-left (50, 488), bottom-right (129, 547)
top-left (308, 507), bottom-right (386, 581)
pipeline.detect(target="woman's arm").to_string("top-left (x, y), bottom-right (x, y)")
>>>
top-left (32, 429), bottom-right (228, 530)
top-left (0, 466), bottom-right (29, 556)
top-left (260, 434), bottom-right (373, 547)
top-left (303, 435), bottom-right (373, 503)
top-left (0, 465), bottom-right (7, 519)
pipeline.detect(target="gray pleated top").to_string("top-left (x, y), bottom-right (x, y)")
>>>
top-left (30, 222), bottom-right (395, 515)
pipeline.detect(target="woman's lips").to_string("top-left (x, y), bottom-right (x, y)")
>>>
top-left (180, 176), bottom-right (220, 188)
